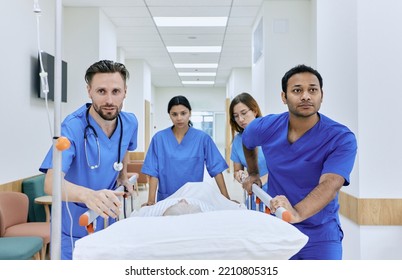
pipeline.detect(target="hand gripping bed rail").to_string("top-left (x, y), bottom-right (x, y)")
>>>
top-left (250, 184), bottom-right (292, 223)
top-left (79, 174), bottom-right (137, 234)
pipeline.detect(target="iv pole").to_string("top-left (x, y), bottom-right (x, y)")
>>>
top-left (50, 0), bottom-right (63, 260)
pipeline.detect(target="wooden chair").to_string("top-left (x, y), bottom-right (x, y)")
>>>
top-left (0, 192), bottom-right (50, 260)
top-left (127, 160), bottom-right (149, 190)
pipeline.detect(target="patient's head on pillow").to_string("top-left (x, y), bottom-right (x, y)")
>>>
top-left (163, 199), bottom-right (202, 216)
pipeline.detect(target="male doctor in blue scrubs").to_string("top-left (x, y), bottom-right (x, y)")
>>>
top-left (40, 60), bottom-right (138, 260)
top-left (242, 64), bottom-right (357, 260)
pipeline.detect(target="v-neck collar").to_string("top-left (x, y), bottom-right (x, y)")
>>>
top-left (87, 110), bottom-right (120, 148)
top-left (169, 126), bottom-right (191, 145)
top-left (285, 113), bottom-right (321, 147)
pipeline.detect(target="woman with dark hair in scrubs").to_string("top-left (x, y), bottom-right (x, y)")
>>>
top-left (141, 95), bottom-right (230, 205)
top-left (229, 92), bottom-right (268, 210)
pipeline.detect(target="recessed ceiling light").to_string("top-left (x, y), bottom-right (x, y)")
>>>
top-left (178, 72), bottom-right (216, 77)
top-left (167, 46), bottom-right (221, 53)
top-left (174, 63), bottom-right (218, 68)
top-left (154, 17), bottom-right (228, 27)
top-left (182, 81), bottom-right (215, 85)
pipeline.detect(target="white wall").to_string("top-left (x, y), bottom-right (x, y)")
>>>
top-left (64, 7), bottom-right (119, 115)
top-left (99, 11), bottom-right (117, 61)
top-left (355, 0), bottom-right (402, 259)
top-left (116, 47), bottom-right (126, 63)
top-left (0, 2), bottom-right (121, 184)
top-left (356, 0), bottom-right (402, 199)
top-left (64, 8), bottom-right (101, 113)
top-left (252, 0), bottom-right (314, 115)
top-left (316, 0), bottom-right (359, 196)
top-left (226, 68), bottom-right (252, 99)
top-left (0, 0), bottom-right (56, 182)
top-left (124, 60), bottom-right (152, 152)
top-left (316, 0), bottom-right (402, 259)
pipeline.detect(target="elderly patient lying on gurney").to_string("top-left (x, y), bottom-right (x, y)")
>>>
top-left (162, 198), bottom-right (204, 216)
top-left (73, 182), bottom-right (308, 260)
top-left (130, 181), bottom-right (244, 217)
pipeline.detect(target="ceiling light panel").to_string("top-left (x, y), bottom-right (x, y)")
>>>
top-left (161, 34), bottom-right (224, 46)
top-left (166, 46), bottom-right (221, 53)
top-left (182, 81), bottom-right (215, 85)
top-left (148, 6), bottom-right (231, 18)
top-left (145, 0), bottom-right (233, 7)
top-left (154, 17), bottom-right (228, 27)
top-left (178, 72), bottom-right (216, 77)
top-left (174, 63), bottom-right (218, 68)
top-left (170, 53), bottom-right (221, 64)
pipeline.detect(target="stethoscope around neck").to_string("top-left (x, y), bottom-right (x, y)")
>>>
top-left (84, 105), bottom-right (124, 172)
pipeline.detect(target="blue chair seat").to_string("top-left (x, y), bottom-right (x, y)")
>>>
top-left (0, 236), bottom-right (43, 260)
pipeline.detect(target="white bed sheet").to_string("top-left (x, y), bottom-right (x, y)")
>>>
top-left (73, 182), bottom-right (308, 260)
top-left (130, 181), bottom-right (245, 217)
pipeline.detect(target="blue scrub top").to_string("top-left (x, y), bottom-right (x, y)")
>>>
top-left (39, 103), bottom-right (138, 259)
top-left (142, 126), bottom-right (228, 201)
top-left (243, 112), bottom-right (357, 243)
top-left (231, 133), bottom-right (268, 188)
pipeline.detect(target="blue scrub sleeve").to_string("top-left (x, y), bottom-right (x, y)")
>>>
top-left (141, 137), bottom-right (159, 178)
top-left (204, 136), bottom-right (228, 177)
top-left (322, 131), bottom-right (357, 186)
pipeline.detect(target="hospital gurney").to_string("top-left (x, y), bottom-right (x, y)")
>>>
top-left (246, 184), bottom-right (292, 223)
top-left (73, 181), bottom-right (308, 260)
top-left (78, 174), bottom-right (137, 233)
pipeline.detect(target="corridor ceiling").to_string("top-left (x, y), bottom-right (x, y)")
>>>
top-left (63, 0), bottom-right (264, 87)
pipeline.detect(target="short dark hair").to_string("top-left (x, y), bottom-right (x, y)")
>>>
top-left (167, 95), bottom-right (193, 127)
top-left (85, 60), bottom-right (129, 85)
top-left (281, 64), bottom-right (323, 94)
